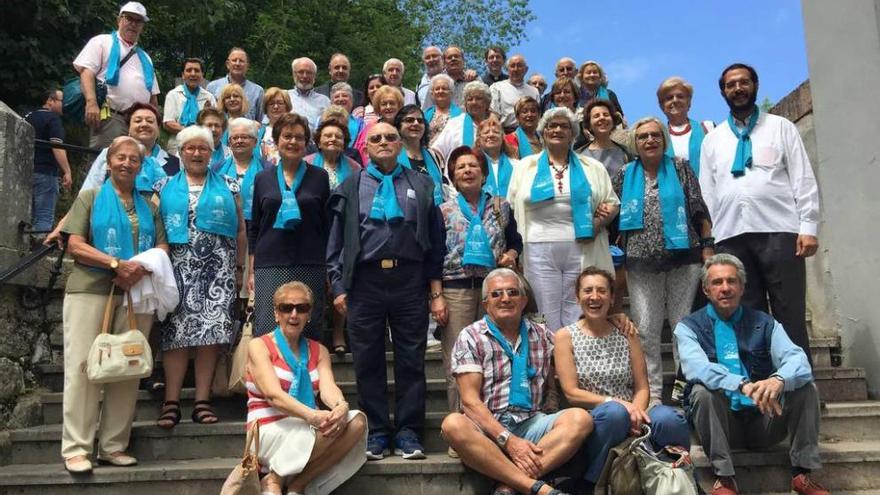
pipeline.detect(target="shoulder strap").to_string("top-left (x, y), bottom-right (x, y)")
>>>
top-left (491, 195), bottom-right (506, 229)
top-left (119, 47), bottom-right (138, 69)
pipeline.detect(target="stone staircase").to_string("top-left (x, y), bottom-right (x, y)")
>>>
top-left (0, 337), bottom-right (878, 494)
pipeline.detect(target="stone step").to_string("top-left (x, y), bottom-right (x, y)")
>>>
top-left (1, 441), bottom-right (878, 494)
top-left (10, 400), bottom-right (880, 466)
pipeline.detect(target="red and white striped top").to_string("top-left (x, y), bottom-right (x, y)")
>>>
top-left (246, 334), bottom-right (321, 427)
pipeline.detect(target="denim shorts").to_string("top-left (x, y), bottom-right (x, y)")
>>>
top-left (499, 411), bottom-right (563, 444)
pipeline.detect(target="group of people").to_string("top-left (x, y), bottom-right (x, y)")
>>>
top-left (40, 2), bottom-right (829, 495)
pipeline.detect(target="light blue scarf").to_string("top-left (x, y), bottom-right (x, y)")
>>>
top-left (210, 144), bottom-right (227, 170)
top-left (272, 162), bottom-right (308, 230)
top-left (483, 316), bottom-right (536, 410)
top-left (347, 116), bottom-right (362, 150)
top-left (134, 144), bottom-right (167, 193)
top-left (707, 305), bottom-right (754, 411)
top-left (217, 156), bottom-right (261, 221)
top-left (179, 85), bottom-right (201, 126)
top-left (272, 327), bottom-right (316, 408)
top-left (398, 148), bottom-right (444, 205)
top-left (515, 127), bottom-right (534, 158)
top-left (457, 192), bottom-right (495, 268)
top-left (483, 152), bottom-right (514, 198)
top-left (619, 156), bottom-right (690, 250)
top-left (159, 170), bottom-right (238, 243)
top-left (91, 179), bottom-right (155, 260)
top-left (424, 103), bottom-right (463, 126)
top-left (596, 85), bottom-right (610, 100)
top-left (462, 114), bottom-right (476, 147)
top-left (664, 119), bottom-right (706, 176)
top-left (366, 162), bottom-right (404, 221)
top-left (313, 152), bottom-right (351, 187)
top-left (105, 31), bottom-right (154, 91)
top-left (530, 150), bottom-right (594, 239)
top-left (728, 106), bottom-right (760, 177)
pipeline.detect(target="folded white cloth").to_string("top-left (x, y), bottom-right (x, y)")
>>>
top-left (126, 248), bottom-right (179, 320)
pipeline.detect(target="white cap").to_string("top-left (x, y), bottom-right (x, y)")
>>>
top-left (119, 2), bottom-right (149, 22)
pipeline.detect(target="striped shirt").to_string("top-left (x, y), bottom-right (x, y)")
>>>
top-left (246, 334), bottom-right (321, 426)
top-left (451, 318), bottom-right (554, 423)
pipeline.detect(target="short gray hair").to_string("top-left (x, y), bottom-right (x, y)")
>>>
top-left (631, 115), bottom-right (667, 152)
top-left (701, 253), bottom-right (747, 287)
top-left (383, 58), bottom-right (404, 73)
top-left (227, 117), bottom-right (258, 138)
top-left (481, 268), bottom-right (527, 300)
top-left (429, 73), bottom-right (454, 92)
top-left (179, 125), bottom-right (215, 151)
top-left (462, 80), bottom-right (491, 102)
top-left (291, 57), bottom-right (317, 72)
top-left (537, 106), bottom-right (578, 135)
top-left (330, 82), bottom-right (353, 98)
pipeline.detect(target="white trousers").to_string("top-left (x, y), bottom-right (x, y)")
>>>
top-left (524, 242), bottom-right (584, 333)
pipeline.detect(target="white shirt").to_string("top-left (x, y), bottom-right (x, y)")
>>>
top-left (490, 79), bottom-right (539, 128)
top-left (400, 86), bottom-right (417, 106)
top-left (73, 33), bottom-right (160, 112)
top-left (287, 88), bottom-right (330, 133)
top-left (699, 112), bottom-right (820, 243)
top-left (669, 120), bottom-right (715, 162)
top-left (431, 113), bottom-right (478, 165)
top-left (162, 84), bottom-right (217, 153)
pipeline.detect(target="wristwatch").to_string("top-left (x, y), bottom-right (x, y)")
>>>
top-left (495, 430), bottom-right (511, 449)
top-left (429, 291), bottom-right (443, 300)
top-left (738, 377), bottom-right (751, 393)
top-left (109, 257), bottom-right (120, 270)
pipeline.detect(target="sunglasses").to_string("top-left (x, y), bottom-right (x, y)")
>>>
top-left (402, 117), bottom-right (425, 125)
top-left (488, 288), bottom-right (522, 299)
top-left (367, 133), bottom-right (400, 144)
top-left (276, 303), bottom-right (312, 314)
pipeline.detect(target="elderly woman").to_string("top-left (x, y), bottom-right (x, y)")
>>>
top-left (60, 136), bottom-right (169, 473)
top-left (578, 99), bottom-right (633, 178)
top-left (476, 114), bottom-right (519, 198)
top-left (196, 108), bottom-right (231, 170)
top-left (657, 76), bottom-right (714, 176)
top-left (507, 107), bottom-right (620, 333)
top-left (577, 61), bottom-right (624, 120)
top-left (438, 145), bottom-right (522, 416)
top-left (394, 104), bottom-right (447, 204)
top-left (504, 96), bottom-right (543, 159)
top-left (554, 267), bottom-right (690, 492)
top-left (352, 74), bottom-right (387, 124)
top-left (261, 87), bottom-right (293, 166)
top-left (154, 126), bottom-right (246, 428)
top-left (425, 73), bottom-right (463, 145)
top-left (611, 116), bottom-right (713, 403)
top-left (246, 281), bottom-right (367, 495)
top-left (432, 80), bottom-right (492, 162)
top-left (330, 82), bottom-right (364, 152)
top-left (249, 113), bottom-right (331, 341)
top-left (353, 85), bottom-right (404, 163)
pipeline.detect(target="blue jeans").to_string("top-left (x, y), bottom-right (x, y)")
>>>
top-left (580, 402), bottom-right (691, 483)
top-left (31, 172), bottom-right (59, 231)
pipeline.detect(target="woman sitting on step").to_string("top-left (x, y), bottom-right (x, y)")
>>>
top-left (246, 281), bottom-right (367, 495)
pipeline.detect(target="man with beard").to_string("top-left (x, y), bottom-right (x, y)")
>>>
top-left (699, 63), bottom-right (820, 363)
top-left (288, 57), bottom-right (330, 133)
top-left (316, 53), bottom-right (364, 104)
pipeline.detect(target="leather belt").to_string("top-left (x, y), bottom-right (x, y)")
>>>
top-left (442, 277), bottom-right (484, 289)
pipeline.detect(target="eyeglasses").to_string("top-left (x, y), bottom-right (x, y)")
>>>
top-left (545, 122), bottom-right (572, 131)
top-left (182, 145), bottom-right (212, 154)
top-left (367, 133), bottom-right (400, 144)
top-left (402, 117), bottom-right (425, 125)
top-left (635, 132), bottom-right (664, 142)
top-left (229, 135), bottom-right (255, 142)
top-left (120, 14), bottom-right (145, 25)
top-left (276, 302), bottom-right (312, 314)
top-left (488, 288), bottom-right (522, 299)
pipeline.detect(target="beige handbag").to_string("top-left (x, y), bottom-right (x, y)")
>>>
top-left (86, 285), bottom-right (153, 384)
top-left (228, 302), bottom-right (255, 394)
top-left (220, 421), bottom-right (262, 495)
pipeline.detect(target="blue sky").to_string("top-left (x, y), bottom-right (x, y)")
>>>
top-left (509, 0), bottom-right (809, 123)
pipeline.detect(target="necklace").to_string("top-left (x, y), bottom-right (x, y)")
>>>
top-left (668, 122), bottom-right (691, 136)
top-left (549, 160), bottom-right (568, 193)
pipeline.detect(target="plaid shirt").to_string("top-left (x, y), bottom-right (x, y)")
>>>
top-left (452, 317), bottom-right (554, 423)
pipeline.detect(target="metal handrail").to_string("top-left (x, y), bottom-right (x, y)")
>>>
top-left (34, 139), bottom-right (101, 155)
top-left (0, 243), bottom-right (61, 285)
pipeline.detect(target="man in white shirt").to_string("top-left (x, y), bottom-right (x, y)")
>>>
top-left (73, 1), bottom-right (160, 148)
top-left (416, 46), bottom-right (445, 108)
top-left (206, 47), bottom-right (265, 122)
top-left (163, 58), bottom-right (216, 155)
top-left (288, 57), bottom-right (330, 133)
top-left (382, 58), bottom-right (417, 106)
top-left (490, 55), bottom-right (539, 132)
top-left (699, 63), bottom-right (820, 363)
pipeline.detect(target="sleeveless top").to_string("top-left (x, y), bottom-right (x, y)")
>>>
top-left (567, 323), bottom-right (634, 402)
top-left (246, 334), bottom-right (321, 426)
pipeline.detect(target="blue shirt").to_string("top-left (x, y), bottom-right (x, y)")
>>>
top-left (207, 76), bottom-right (265, 122)
top-left (674, 306), bottom-right (813, 393)
top-left (25, 109), bottom-right (64, 176)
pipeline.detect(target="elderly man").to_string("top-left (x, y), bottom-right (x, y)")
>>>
top-left (699, 63), bottom-right (820, 364)
top-left (441, 268), bottom-right (590, 495)
top-left (528, 74), bottom-right (547, 99)
top-left (288, 57), bottom-right (331, 132)
top-left (26, 88), bottom-right (72, 232)
top-left (327, 122), bottom-right (446, 461)
top-left (481, 46), bottom-right (509, 86)
top-left (162, 58), bottom-right (216, 155)
top-left (206, 47), bottom-right (265, 122)
top-left (540, 57), bottom-right (577, 112)
top-left (431, 80), bottom-right (492, 160)
top-left (316, 53), bottom-right (364, 104)
top-left (421, 46), bottom-right (474, 110)
top-left (417, 46), bottom-right (445, 108)
top-left (675, 254), bottom-right (828, 495)
top-left (382, 58), bottom-right (417, 106)
top-left (490, 55), bottom-right (540, 132)
top-left (73, 1), bottom-right (160, 148)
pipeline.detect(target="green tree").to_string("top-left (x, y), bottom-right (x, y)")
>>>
top-left (760, 96), bottom-right (775, 113)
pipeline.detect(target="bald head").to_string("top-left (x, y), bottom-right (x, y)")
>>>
top-left (365, 122), bottom-right (401, 169)
top-left (507, 54), bottom-right (527, 84)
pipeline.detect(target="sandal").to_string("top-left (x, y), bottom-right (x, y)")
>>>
top-left (333, 344), bottom-right (347, 356)
top-left (492, 484), bottom-right (517, 495)
top-left (156, 401), bottom-right (181, 429)
top-left (191, 400), bottom-right (219, 424)
top-left (530, 480), bottom-right (569, 495)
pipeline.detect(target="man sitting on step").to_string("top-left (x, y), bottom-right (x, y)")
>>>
top-left (441, 268), bottom-right (591, 495)
top-left (675, 254), bottom-right (829, 495)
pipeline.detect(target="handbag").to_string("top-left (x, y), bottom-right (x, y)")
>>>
top-left (212, 351), bottom-right (232, 397)
top-left (228, 302), bottom-right (255, 394)
top-left (634, 440), bottom-right (698, 495)
top-left (594, 429), bottom-right (644, 495)
top-left (220, 421), bottom-right (262, 495)
top-left (86, 285), bottom-right (153, 384)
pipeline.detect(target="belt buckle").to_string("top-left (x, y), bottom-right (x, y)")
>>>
top-left (380, 259), bottom-right (396, 269)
